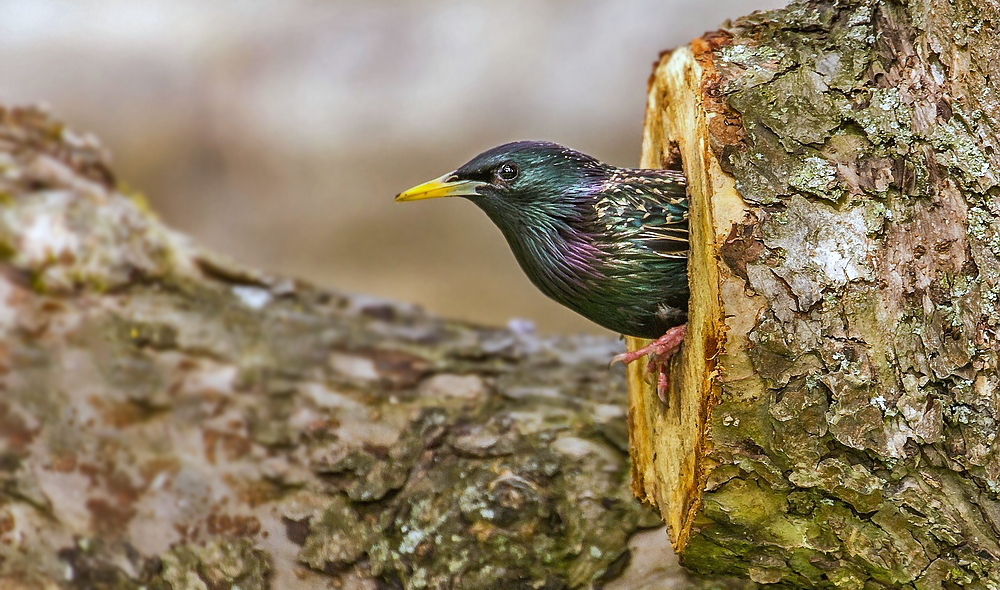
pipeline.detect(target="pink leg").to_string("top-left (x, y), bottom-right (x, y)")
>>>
top-left (610, 324), bottom-right (686, 367)
top-left (611, 324), bottom-right (687, 405)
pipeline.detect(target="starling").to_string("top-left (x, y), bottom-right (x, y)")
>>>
top-left (396, 141), bottom-right (688, 398)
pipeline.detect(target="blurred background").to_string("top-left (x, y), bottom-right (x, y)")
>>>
top-left (0, 0), bottom-right (786, 336)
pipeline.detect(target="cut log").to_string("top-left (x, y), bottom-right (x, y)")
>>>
top-left (628, 0), bottom-right (1000, 586)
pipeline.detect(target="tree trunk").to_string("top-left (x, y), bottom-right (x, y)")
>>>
top-left (628, 0), bottom-right (1000, 587)
top-left (0, 107), bottom-right (756, 589)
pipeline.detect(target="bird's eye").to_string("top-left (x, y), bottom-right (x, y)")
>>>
top-left (496, 163), bottom-right (519, 182)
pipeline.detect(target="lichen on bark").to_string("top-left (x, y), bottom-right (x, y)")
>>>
top-left (634, 0), bottom-right (1000, 587)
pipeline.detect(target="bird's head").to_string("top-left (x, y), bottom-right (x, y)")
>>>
top-left (396, 141), bottom-right (603, 229)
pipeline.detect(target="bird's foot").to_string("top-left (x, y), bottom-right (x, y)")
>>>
top-left (611, 324), bottom-right (686, 403)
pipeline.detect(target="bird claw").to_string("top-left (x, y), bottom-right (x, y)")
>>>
top-left (657, 370), bottom-right (670, 404)
top-left (609, 348), bottom-right (649, 367)
top-left (611, 324), bottom-right (687, 405)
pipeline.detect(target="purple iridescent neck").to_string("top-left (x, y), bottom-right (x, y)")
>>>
top-left (498, 214), bottom-right (607, 307)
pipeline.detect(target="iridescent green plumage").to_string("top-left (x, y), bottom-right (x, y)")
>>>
top-left (396, 140), bottom-right (688, 339)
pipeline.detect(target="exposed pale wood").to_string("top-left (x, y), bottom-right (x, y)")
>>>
top-left (628, 43), bottom-right (756, 550)
top-left (628, 46), bottom-right (725, 549)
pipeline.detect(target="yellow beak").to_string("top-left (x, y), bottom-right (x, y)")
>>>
top-left (395, 172), bottom-right (485, 202)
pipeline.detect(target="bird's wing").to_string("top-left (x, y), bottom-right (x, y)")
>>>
top-left (594, 170), bottom-right (689, 259)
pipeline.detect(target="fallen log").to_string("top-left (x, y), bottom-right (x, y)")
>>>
top-left (0, 106), bottom-right (749, 589)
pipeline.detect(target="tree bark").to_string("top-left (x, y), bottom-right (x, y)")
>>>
top-left (629, 0), bottom-right (1000, 587)
top-left (0, 107), bottom-right (758, 589)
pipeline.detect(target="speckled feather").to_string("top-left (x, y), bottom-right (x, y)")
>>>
top-left (409, 141), bottom-right (689, 339)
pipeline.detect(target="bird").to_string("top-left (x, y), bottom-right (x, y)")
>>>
top-left (396, 140), bottom-right (688, 400)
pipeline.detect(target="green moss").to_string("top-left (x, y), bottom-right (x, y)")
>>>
top-left (681, 535), bottom-right (749, 578)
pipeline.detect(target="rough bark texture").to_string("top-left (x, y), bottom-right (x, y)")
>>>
top-left (629, 0), bottom-right (1000, 587)
top-left (0, 106), bottom-right (757, 589)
